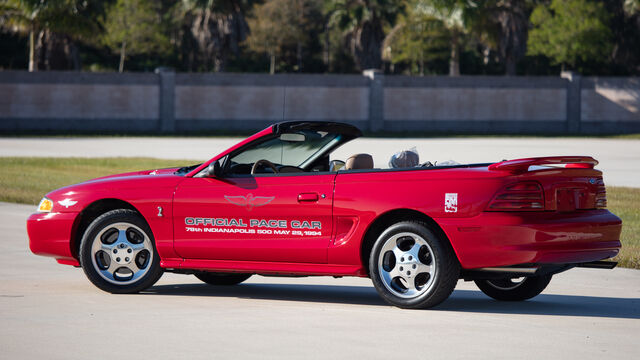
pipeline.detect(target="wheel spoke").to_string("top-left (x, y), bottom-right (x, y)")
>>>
top-left (414, 262), bottom-right (433, 277)
top-left (407, 242), bottom-right (422, 258)
top-left (115, 229), bottom-right (128, 245)
top-left (403, 276), bottom-right (417, 291)
top-left (101, 242), bottom-right (115, 253)
top-left (386, 264), bottom-right (403, 280)
top-left (130, 242), bottom-right (146, 257)
top-left (97, 259), bottom-right (121, 281)
top-left (380, 237), bottom-right (397, 254)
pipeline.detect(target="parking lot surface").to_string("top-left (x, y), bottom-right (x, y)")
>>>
top-left (1, 202), bottom-right (638, 359)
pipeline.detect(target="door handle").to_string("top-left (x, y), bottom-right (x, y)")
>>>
top-left (297, 193), bottom-right (319, 202)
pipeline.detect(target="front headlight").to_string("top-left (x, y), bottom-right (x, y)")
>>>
top-left (37, 197), bottom-right (53, 213)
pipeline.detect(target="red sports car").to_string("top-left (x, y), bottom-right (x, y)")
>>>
top-left (27, 121), bottom-right (622, 308)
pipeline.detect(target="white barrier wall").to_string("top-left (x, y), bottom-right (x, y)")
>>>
top-left (0, 71), bottom-right (638, 134)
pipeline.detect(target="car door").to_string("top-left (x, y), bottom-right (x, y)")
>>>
top-left (172, 173), bottom-right (335, 263)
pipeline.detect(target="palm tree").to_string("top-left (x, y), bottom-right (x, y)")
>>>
top-left (328, 0), bottom-right (405, 71)
top-left (181, 0), bottom-right (255, 72)
top-left (0, 0), bottom-right (97, 71)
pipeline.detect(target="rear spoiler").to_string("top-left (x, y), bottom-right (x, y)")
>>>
top-left (488, 156), bottom-right (598, 173)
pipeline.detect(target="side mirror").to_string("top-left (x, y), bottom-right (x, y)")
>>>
top-left (205, 161), bottom-right (221, 177)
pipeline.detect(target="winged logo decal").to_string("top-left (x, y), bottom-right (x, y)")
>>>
top-left (224, 193), bottom-right (275, 211)
top-left (58, 199), bottom-right (78, 208)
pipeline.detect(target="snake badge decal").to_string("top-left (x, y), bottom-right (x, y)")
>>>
top-left (444, 193), bottom-right (458, 213)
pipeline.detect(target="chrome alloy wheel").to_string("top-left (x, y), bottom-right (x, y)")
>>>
top-left (90, 222), bottom-right (153, 285)
top-left (377, 232), bottom-right (437, 299)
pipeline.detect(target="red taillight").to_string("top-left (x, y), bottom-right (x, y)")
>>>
top-left (595, 178), bottom-right (607, 208)
top-left (487, 181), bottom-right (545, 211)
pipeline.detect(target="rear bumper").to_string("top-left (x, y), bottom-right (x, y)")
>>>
top-left (27, 212), bottom-right (79, 264)
top-left (438, 209), bottom-right (622, 269)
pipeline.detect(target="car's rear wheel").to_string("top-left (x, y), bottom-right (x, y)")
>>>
top-left (194, 272), bottom-right (252, 286)
top-left (369, 221), bottom-right (459, 309)
top-left (79, 209), bottom-right (163, 293)
top-left (474, 275), bottom-right (552, 301)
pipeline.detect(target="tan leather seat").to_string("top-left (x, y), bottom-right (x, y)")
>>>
top-left (345, 153), bottom-right (374, 170)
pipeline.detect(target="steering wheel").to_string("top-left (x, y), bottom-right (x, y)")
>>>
top-left (251, 159), bottom-right (279, 174)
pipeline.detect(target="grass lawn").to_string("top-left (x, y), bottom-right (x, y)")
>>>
top-left (0, 157), bottom-right (197, 204)
top-left (1, 157), bottom-right (637, 269)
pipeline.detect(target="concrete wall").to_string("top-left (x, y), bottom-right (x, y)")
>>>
top-left (1, 71), bottom-right (638, 134)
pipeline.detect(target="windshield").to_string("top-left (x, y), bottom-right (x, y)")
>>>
top-left (230, 130), bottom-right (341, 169)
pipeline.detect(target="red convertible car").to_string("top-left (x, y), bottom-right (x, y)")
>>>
top-left (27, 121), bottom-right (622, 309)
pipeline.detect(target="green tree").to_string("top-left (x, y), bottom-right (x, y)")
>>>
top-left (528, 0), bottom-right (613, 71)
top-left (389, 1), bottom-right (467, 75)
top-left (435, 0), bottom-right (540, 76)
top-left (103, 0), bottom-right (169, 72)
top-left (327, 0), bottom-right (405, 71)
top-left (0, 0), bottom-right (99, 71)
top-left (247, 0), bottom-right (321, 74)
top-left (384, 1), bottom-right (452, 75)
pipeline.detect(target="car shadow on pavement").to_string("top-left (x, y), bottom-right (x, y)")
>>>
top-left (144, 283), bottom-right (639, 319)
top-left (437, 290), bottom-right (640, 319)
top-left (145, 283), bottom-right (387, 306)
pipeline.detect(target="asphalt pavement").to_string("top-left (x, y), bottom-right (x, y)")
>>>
top-left (1, 201), bottom-right (638, 359)
top-left (0, 136), bottom-right (639, 187)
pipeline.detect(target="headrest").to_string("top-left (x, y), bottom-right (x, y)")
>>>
top-left (345, 153), bottom-right (374, 170)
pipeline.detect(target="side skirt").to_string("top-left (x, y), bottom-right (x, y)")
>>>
top-left (160, 258), bottom-right (368, 277)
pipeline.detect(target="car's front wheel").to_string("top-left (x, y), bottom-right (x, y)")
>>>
top-left (474, 275), bottom-right (552, 301)
top-left (369, 221), bottom-right (460, 309)
top-left (79, 209), bottom-right (163, 293)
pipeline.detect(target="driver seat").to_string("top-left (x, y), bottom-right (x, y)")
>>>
top-left (345, 153), bottom-right (374, 170)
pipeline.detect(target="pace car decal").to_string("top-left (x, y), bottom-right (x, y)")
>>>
top-left (444, 193), bottom-right (458, 213)
top-left (184, 217), bottom-right (322, 236)
top-left (224, 194), bottom-right (275, 211)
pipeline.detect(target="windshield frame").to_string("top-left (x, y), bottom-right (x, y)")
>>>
top-left (186, 121), bottom-right (362, 178)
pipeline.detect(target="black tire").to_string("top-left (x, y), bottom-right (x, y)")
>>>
top-left (195, 272), bottom-right (252, 286)
top-left (474, 274), bottom-right (552, 301)
top-left (79, 209), bottom-right (163, 293)
top-left (369, 221), bottom-right (460, 309)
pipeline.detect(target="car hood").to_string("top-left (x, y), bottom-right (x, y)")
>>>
top-left (90, 167), bottom-right (180, 181)
top-left (43, 168), bottom-right (184, 213)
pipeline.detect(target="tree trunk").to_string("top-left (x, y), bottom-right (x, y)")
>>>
top-left (297, 41), bottom-right (303, 72)
top-left (449, 32), bottom-right (460, 76)
top-left (119, 40), bottom-right (126, 73)
top-left (28, 24), bottom-right (35, 72)
top-left (353, 19), bottom-right (384, 70)
top-left (269, 51), bottom-right (276, 75)
top-left (323, 19), bottom-right (330, 72)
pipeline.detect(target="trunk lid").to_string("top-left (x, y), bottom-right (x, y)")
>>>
top-left (488, 156), bottom-right (606, 212)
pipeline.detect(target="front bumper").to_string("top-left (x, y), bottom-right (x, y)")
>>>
top-left (438, 209), bottom-right (622, 269)
top-left (27, 212), bottom-right (79, 265)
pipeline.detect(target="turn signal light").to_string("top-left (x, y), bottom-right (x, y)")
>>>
top-left (487, 182), bottom-right (545, 211)
top-left (37, 197), bottom-right (53, 212)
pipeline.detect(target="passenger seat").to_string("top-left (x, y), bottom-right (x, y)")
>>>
top-left (345, 153), bottom-right (374, 170)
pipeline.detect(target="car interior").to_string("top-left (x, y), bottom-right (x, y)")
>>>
top-left (187, 122), bottom-right (466, 178)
